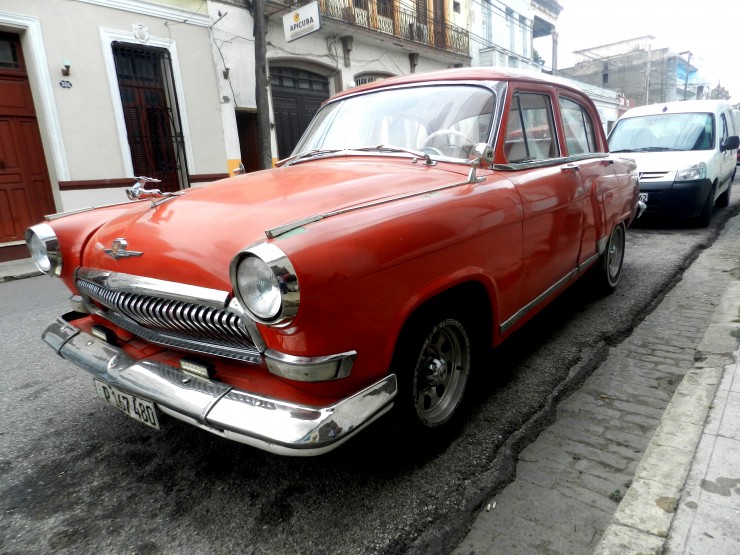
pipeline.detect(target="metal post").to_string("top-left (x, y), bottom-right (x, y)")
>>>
top-left (253, 0), bottom-right (273, 169)
top-left (680, 50), bottom-right (692, 101)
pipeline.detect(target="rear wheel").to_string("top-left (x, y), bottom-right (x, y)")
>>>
top-left (393, 307), bottom-right (473, 444)
top-left (594, 222), bottom-right (625, 294)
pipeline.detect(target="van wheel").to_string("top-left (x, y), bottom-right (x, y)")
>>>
top-left (696, 183), bottom-right (716, 227)
top-left (392, 308), bottom-right (473, 445)
top-left (716, 182), bottom-right (732, 208)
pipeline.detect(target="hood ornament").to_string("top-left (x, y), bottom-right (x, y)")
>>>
top-left (104, 238), bottom-right (143, 260)
top-left (127, 176), bottom-right (181, 207)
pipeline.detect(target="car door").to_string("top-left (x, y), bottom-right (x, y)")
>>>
top-left (558, 95), bottom-right (618, 268)
top-left (502, 89), bottom-right (585, 308)
top-left (718, 110), bottom-right (735, 187)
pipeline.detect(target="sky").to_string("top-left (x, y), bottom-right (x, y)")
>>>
top-left (533, 0), bottom-right (740, 102)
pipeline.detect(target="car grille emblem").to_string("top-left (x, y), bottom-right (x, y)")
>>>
top-left (104, 238), bottom-right (143, 259)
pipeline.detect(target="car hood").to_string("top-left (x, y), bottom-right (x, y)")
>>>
top-left (615, 150), bottom-right (713, 173)
top-left (83, 157), bottom-right (470, 290)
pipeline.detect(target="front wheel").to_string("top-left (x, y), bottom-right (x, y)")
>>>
top-left (696, 183), bottom-right (716, 227)
top-left (716, 181), bottom-right (732, 208)
top-left (393, 309), bottom-right (473, 444)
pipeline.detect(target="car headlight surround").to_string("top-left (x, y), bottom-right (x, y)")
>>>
top-left (676, 162), bottom-right (706, 182)
top-left (25, 223), bottom-right (62, 276)
top-left (230, 242), bottom-right (299, 326)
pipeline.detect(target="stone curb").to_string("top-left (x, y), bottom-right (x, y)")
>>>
top-left (0, 270), bottom-right (42, 283)
top-left (593, 281), bottom-right (740, 555)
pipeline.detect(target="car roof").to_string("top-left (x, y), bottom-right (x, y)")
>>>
top-left (330, 67), bottom-right (588, 101)
top-left (619, 99), bottom-right (733, 119)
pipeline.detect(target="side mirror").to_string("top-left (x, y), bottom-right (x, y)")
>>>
top-left (468, 143), bottom-right (494, 169)
top-left (721, 135), bottom-right (740, 152)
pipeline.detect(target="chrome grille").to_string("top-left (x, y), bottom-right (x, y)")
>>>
top-left (76, 276), bottom-right (261, 363)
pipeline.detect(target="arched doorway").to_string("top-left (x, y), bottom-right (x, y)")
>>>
top-left (269, 67), bottom-right (330, 159)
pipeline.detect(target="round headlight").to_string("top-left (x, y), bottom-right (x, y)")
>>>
top-left (230, 243), bottom-right (300, 326)
top-left (237, 256), bottom-right (282, 320)
top-left (25, 223), bottom-right (62, 276)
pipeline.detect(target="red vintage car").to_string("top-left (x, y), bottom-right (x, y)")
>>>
top-left (27, 68), bottom-right (642, 455)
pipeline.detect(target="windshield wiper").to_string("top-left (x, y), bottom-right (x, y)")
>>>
top-left (612, 147), bottom-right (680, 153)
top-left (277, 149), bottom-right (343, 167)
top-left (352, 144), bottom-right (436, 164)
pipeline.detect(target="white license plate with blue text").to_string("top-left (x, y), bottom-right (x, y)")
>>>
top-left (94, 380), bottom-right (160, 429)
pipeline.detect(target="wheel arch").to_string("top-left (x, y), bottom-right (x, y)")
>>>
top-left (390, 279), bottom-right (495, 368)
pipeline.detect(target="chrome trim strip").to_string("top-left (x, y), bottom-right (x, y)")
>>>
top-left (578, 252), bottom-right (599, 272)
top-left (501, 234), bottom-right (611, 335)
top-left (44, 200), bottom-right (139, 221)
top-left (77, 268), bottom-right (229, 308)
top-left (500, 268), bottom-right (578, 335)
top-left (265, 177), bottom-right (479, 239)
top-left (42, 318), bottom-right (396, 456)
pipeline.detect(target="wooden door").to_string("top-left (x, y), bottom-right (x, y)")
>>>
top-left (0, 32), bottom-right (54, 244)
top-left (270, 67), bottom-right (329, 159)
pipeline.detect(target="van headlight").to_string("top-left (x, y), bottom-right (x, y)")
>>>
top-left (230, 243), bottom-right (299, 325)
top-left (676, 162), bottom-right (706, 182)
top-left (25, 223), bottom-right (62, 276)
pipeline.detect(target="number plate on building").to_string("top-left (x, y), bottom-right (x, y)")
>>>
top-left (639, 192), bottom-right (648, 202)
top-left (94, 380), bottom-right (160, 430)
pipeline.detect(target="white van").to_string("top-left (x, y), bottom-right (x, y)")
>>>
top-left (608, 100), bottom-right (739, 226)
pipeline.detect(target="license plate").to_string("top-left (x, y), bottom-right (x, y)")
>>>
top-left (94, 380), bottom-right (160, 430)
top-left (639, 192), bottom-right (649, 202)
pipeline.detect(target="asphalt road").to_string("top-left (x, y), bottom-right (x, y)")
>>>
top-left (2, 190), bottom-right (739, 555)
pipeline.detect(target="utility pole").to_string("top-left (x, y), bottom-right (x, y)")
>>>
top-left (679, 50), bottom-right (692, 101)
top-left (252, 0), bottom-right (273, 169)
top-left (644, 42), bottom-right (652, 105)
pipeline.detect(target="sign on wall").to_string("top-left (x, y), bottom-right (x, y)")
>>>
top-left (283, 1), bottom-right (321, 42)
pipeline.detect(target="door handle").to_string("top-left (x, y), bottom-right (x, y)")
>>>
top-left (561, 164), bottom-right (580, 174)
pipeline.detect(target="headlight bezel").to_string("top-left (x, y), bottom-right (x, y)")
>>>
top-left (676, 162), bottom-right (707, 182)
top-left (25, 223), bottom-right (62, 277)
top-left (230, 242), bottom-right (300, 326)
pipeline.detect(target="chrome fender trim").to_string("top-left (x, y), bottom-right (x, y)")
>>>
top-left (42, 318), bottom-right (396, 456)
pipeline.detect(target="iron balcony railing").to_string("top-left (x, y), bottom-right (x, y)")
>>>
top-left (320, 0), bottom-right (469, 56)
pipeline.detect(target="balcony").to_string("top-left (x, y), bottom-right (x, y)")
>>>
top-left (270, 1), bottom-right (469, 57)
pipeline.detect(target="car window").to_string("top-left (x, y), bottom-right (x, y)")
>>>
top-left (559, 97), bottom-right (597, 155)
top-left (503, 92), bottom-right (558, 163)
top-left (293, 85), bottom-right (495, 159)
top-left (608, 113), bottom-right (715, 152)
top-left (720, 112), bottom-right (729, 144)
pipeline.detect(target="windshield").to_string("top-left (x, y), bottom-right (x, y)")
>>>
top-left (608, 112), bottom-right (715, 152)
top-left (292, 84), bottom-right (496, 160)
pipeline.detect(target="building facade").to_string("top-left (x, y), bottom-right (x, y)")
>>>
top-left (0, 0), bottom-right (231, 261)
top-left (211, 0), bottom-right (471, 170)
top-left (556, 37), bottom-right (709, 111)
top-left (470, 0), bottom-right (561, 71)
top-left (0, 0), bottom-right (470, 261)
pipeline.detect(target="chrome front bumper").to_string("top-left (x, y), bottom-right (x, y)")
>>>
top-left (43, 317), bottom-right (397, 456)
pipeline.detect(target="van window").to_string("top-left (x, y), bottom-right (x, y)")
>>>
top-left (609, 113), bottom-right (715, 152)
top-left (720, 113), bottom-right (729, 144)
top-left (559, 97), bottom-right (597, 155)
